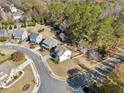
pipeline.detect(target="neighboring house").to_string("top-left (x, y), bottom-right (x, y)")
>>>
top-left (0, 61), bottom-right (16, 87)
top-left (50, 45), bottom-right (72, 62)
top-left (59, 32), bottom-right (71, 43)
top-left (12, 29), bottom-right (28, 40)
top-left (41, 37), bottom-right (61, 49)
top-left (9, 4), bottom-right (24, 20)
top-left (10, 4), bottom-right (17, 13)
top-left (0, 29), bottom-right (8, 37)
top-left (12, 9), bottom-right (24, 20)
top-left (29, 33), bottom-right (42, 43)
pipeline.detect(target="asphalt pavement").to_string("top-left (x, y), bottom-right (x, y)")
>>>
top-left (0, 45), bottom-right (69, 93)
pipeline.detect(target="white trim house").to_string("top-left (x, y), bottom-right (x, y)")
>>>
top-left (12, 29), bottom-right (28, 40)
top-left (51, 45), bottom-right (72, 62)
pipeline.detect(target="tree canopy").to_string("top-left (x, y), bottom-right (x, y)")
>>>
top-left (46, 0), bottom-right (124, 51)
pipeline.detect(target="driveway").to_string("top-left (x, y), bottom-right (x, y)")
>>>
top-left (0, 45), bottom-right (69, 93)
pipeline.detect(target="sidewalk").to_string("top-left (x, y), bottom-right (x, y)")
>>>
top-left (0, 43), bottom-right (41, 93)
top-left (25, 55), bottom-right (41, 93)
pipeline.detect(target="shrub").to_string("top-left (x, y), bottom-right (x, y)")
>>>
top-left (0, 37), bottom-right (8, 42)
top-left (38, 28), bottom-right (44, 33)
top-left (11, 51), bottom-right (25, 62)
top-left (30, 43), bottom-right (36, 49)
top-left (9, 25), bottom-right (12, 30)
top-left (14, 25), bottom-right (17, 29)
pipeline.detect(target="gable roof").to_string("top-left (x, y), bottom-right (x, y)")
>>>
top-left (42, 37), bottom-right (61, 48)
top-left (0, 29), bottom-right (7, 36)
top-left (29, 33), bottom-right (39, 41)
top-left (13, 29), bottom-right (24, 38)
top-left (12, 9), bottom-right (24, 17)
top-left (54, 45), bottom-right (71, 57)
top-left (54, 45), bottom-right (67, 56)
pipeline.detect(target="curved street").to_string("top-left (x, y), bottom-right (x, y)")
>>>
top-left (0, 45), bottom-right (68, 93)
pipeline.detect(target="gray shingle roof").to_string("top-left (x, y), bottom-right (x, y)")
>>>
top-left (13, 9), bottom-right (24, 16)
top-left (54, 45), bottom-right (66, 56)
top-left (42, 37), bottom-right (61, 48)
top-left (13, 29), bottom-right (24, 39)
top-left (29, 33), bottom-right (39, 42)
top-left (0, 29), bottom-right (7, 37)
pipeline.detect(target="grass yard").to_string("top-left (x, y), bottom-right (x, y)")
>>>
top-left (40, 26), bottom-right (54, 37)
top-left (39, 49), bottom-right (49, 56)
top-left (48, 59), bottom-right (81, 78)
top-left (0, 66), bottom-right (35, 93)
top-left (20, 23), bottom-right (42, 33)
top-left (12, 59), bottom-right (26, 66)
top-left (0, 49), bottom-right (16, 55)
top-left (0, 55), bottom-right (10, 64)
top-left (0, 49), bottom-right (16, 64)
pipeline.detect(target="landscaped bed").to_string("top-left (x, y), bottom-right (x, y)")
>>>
top-left (47, 59), bottom-right (81, 78)
top-left (38, 49), bottom-right (49, 56)
top-left (0, 66), bottom-right (35, 93)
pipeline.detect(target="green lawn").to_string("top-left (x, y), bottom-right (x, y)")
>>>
top-left (0, 49), bottom-right (16, 64)
top-left (0, 55), bottom-right (10, 64)
top-left (47, 59), bottom-right (80, 78)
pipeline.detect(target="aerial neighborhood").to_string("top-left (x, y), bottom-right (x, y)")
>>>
top-left (0, 0), bottom-right (124, 93)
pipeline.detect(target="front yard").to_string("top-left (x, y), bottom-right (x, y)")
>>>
top-left (47, 59), bottom-right (81, 78)
top-left (0, 66), bottom-right (35, 93)
top-left (0, 49), bottom-right (16, 64)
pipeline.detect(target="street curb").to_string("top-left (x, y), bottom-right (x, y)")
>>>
top-left (32, 49), bottom-right (67, 82)
top-left (0, 43), bottom-right (41, 93)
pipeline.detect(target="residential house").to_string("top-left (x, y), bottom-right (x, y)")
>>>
top-left (10, 4), bottom-right (24, 20)
top-left (0, 61), bottom-right (16, 87)
top-left (0, 29), bottom-right (8, 37)
top-left (29, 33), bottom-right (42, 44)
top-left (10, 4), bottom-right (17, 13)
top-left (41, 37), bottom-right (61, 49)
top-left (12, 9), bottom-right (24, 20)
top-left (12, 29), bottom-right (28, 40)
top-left (50, 45), bottom-right (72, 62)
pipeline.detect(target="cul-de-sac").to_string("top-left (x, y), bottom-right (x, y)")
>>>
top-left (0, 0), bottom-right (124, 93)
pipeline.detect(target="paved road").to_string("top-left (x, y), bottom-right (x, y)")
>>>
top-left (0, 45), bottom-right (69, 93)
